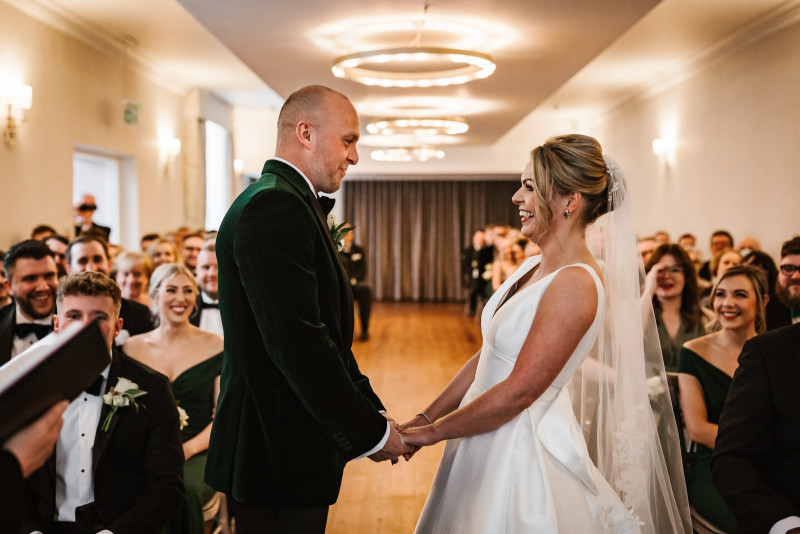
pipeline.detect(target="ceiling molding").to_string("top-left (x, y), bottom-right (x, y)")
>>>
top-left (595, 0), bottom-right (800, 125)
top-left (4, 0), bottom-right (187, 95)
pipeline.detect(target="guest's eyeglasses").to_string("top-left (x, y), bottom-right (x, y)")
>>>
top-left (77, 204), bottom-right (97, 211)
top-left (779, 264), bottom-right (800, 276)
top-left (659, 266), bottom-right (684, 276)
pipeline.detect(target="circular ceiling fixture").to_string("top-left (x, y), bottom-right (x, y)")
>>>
top-left (370, 146), bottom-right (446, 162)
top-left (366, 117), bottom-right (469, 136)
top-left (332, 47), bottom-right (495, 88)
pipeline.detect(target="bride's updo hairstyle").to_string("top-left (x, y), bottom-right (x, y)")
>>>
top-left (530, 134), bottom-right (611, 233)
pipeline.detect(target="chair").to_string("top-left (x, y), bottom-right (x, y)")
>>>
top-left (665, 373), bottom-right (729, 534)
top-left (203, 492), bottom-right (234, 534)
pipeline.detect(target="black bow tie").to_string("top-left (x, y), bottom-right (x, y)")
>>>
top-left (85, 375), bottom-right (105, 396)
top-left (14, 322), bottom-right (52, 341)
top-left (318, 195), bottom-right (335, 216)
top-left (203, 301), bottom-right (219, 309)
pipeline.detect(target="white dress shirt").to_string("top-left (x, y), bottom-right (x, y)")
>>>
top-left (12, 307), bottom-right (52, 359)
top-left (269, 157), bottom-right (390, 458)
top-left (771, 516), bottom-right (800, 534)
top-left (198, 293), bottom-right (224, 337)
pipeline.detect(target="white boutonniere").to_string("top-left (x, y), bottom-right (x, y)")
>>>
top-left (646, 375), bottom-right (667, 400)
top-left (177, 405), bottom-right (189, 430)
top-left (327, 213), bottom-right (354, 252)
top-left (101, 377), bottom-right (147, 432)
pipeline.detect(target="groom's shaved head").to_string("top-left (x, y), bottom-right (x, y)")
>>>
top-left (277, 85), bottom-right (350, 140)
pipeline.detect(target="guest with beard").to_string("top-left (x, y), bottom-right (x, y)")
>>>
top-left (766, 236), bottom-right (800, 330)
top-left (44, 234), bottom-right (69, 278)
top-left (189, 241), bottom-right (223, 337)
top-left (66, 235), bottom-right (154, 344)
top-left (0, 240), bottom-right (58, 364)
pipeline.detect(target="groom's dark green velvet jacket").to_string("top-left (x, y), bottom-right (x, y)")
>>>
top-left (205, 159), bottom-right (387, 506)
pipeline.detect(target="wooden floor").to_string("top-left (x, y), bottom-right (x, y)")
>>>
top-left (326, 302), bottom-right (483, 534)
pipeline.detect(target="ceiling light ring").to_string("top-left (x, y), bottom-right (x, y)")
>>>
top-left (332, 47), bottom-right (495, 88)
top-left (366, 117), bottom-right (469, 136)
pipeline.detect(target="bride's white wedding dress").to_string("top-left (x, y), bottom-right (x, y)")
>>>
top-left (415, 256), bottom-right (641, 534)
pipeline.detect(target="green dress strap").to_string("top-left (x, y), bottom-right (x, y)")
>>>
top-left (171, 352), bottom-right (223, 442)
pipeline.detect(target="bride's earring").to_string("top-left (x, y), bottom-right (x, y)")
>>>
top-left (563, 209), bottom-right (570, 219)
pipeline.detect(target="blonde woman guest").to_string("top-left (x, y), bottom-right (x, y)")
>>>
top-left (114, 251), bottom-right (153, 307)
top-left (678, 264), bottom-right (768, 532)
top-left (124, 264), bottom-right (223, 534)
top-left (147, 238), bottom-right (179, 269)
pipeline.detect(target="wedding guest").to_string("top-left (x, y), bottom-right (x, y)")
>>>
top-left (713, 321), bottom-right (800, 534)
top-left (107, 243), bottom-right (123, 271)
top-left (114, 251), bottom-right (154, 307)
top-left (742, 250), bottom-right (778, 295)
top-left (678, 265), bottom-right (768, 533)
top-left (643, 244), bottom-right (710, 371)
top-left (710, 248), bottom-right (742, 281)
top-left (23, 271), bottom-right (184, 533)
top-left (0, 240), bottom-right (58, 364)
top-left (679, 233), bottom-right (697, 250)
top-left (766, 236), bottom-right (800, 330)
top-left (639, 235), bottom-right (658, 265)
top-left (1, 401), bottom-right (67, 534)
top-left (181, 233), bottom-right (204, 274)
top-left (654, 230), bottom-right (670, 244)
top-left (147, 238), bottom-right (179, 269)
top-left (737, 236), bottom-right (760, 257)
top-left (340, 229), bottom-right (372, 341)
top-left (44, 234), bottom-right (69, 278)
top-left (31, 224), bottom-right (57, 241)
top-left (206, 85), bottom-right (408, 534)
top-left (0, 250), bottom-right (11, 308)
top-left (491, 238), bottom-right (525, 292)
top-left (66, 235), bottom-right (154, 344)
top-left (73, 193), bottom-right (111, 241)
top-left (125, 263), bottom-right (223, 534)
top-left (699, 230), bottom-right (734, 281)
top-left (141, 232), bottom-right (160, 253)
top-left (462, 230), bottom-right (493, 318)
top-left (189, 242), bottom-right (223, 337)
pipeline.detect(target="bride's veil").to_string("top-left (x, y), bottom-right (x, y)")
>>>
top-left (572, 156), bottom-right (692, 533)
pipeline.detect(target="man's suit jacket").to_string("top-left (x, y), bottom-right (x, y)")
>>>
top-left (765, 292), bottom-right (793, 331)
top-left (74, 222), bottom-right (111, 242)
top-left (24, 350), bottom-right (184, 534)
top-left (119, 298), bottom-right (154, 338)
top-left (0, 302), bottom-right (53, 366)
top-left (206, 159), bottom-right (387, 507)
top-left (712, 323), bottom-right (800, 534)
top-left (0, 450), bottom-right (24, 534)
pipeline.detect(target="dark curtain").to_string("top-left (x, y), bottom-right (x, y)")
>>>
top-left (343, 177), bottom-right (520, 302)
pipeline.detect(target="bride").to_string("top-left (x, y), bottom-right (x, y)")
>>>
top-left (400, 135), bottom-right (691, 533)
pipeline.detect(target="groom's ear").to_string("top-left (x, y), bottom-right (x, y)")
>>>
top-left (297, 121), bottom-right (313, 150)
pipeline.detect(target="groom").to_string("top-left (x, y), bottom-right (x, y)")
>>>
top-left (206, 85), bottom-right (409, 533)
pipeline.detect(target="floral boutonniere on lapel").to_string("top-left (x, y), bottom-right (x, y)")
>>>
top-left (101, 377), bottom-right (147, 432)
top-left (327, 213), bottom-right (354, 252)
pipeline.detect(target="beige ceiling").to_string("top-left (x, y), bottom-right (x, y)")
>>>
top-left (21, 0), bottom-right (797, 148)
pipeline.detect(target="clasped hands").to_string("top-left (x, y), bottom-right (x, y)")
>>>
top-left (368, 413), bottom-right (439, 464)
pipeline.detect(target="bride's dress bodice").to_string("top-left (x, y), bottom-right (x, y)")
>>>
top-left (415, 256), bottom-right (642, 534)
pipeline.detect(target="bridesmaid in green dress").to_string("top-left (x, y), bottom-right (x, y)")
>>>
top-left (124, 263), bottom-right (224, 534)
top-left (677, 264), bottom-right (769, 533)
top-left (642, 244), bottom-right (711, 371)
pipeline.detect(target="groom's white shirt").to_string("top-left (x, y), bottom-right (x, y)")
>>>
top-left (270, 157), bottom-right (390, 459)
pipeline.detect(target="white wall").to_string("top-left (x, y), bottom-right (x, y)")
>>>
top-left (0, 1), bottom-right (185, 249)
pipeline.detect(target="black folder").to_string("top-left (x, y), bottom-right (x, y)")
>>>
top-left (0, 319), bottom-right (110, 443)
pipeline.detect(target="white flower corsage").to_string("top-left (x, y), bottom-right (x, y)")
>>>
top-left (177, 405), bottom-right (189, 430)
top-left (646, 375), bottom-right (667, 400)
top-left (327, 213), bottom-right (354, 252)
top-left (101, 377), bottom-right (147, 432)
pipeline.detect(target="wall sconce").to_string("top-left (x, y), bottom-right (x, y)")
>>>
top-left (1, 76), bottom-right (32, 147)
top-left (652, 137), bottom-right (676, 170)
top-left (161, 136), bottom-right (181, 157)
top-left (233, 158), bottom-right (244, 175)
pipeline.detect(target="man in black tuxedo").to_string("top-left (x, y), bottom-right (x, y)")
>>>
top-left (189, 241), bottom-right (223, 336)
top-left (462, 230), bottom-right (493, 317)
top-left (0, 240), bottom-right (59, 364)
top-left (712, 323), bottom-right (800, 534)
top-left (0, 249), bottom-right (12, 308)
top-left (24, 272), bottom-right (184, 533)
top-left (766, 236), bottom-right (800, 330)
top-left (339, 230), bottom-right (372, 341)
top-left (698, 230), bottom-right (734, 281)
top-left (73, 194), bottom-right (111, 242)
top-left (65, 235), bottom-right (154, 344)
top-left (206, 85), bottom-right (410, 534)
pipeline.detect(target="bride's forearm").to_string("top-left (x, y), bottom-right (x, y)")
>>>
top-left (422, 351), bottom-right (481, 422)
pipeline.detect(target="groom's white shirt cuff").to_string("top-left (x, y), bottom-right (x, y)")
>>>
top-left (770, 516), bottom-right (800, 534)
top-left (355, 418), bottom-right (391, 460)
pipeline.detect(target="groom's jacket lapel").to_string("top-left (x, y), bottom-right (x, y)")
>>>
top-left (261, 159), bottom-right (355, 347)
